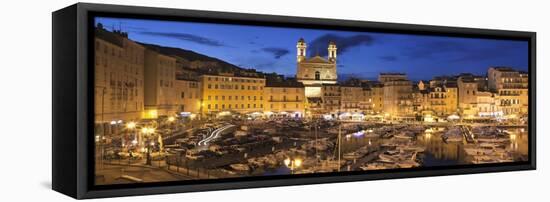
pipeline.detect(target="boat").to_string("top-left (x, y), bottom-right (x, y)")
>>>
top-left (403, 145), bottom-right (425, 153)
top-left (442, 127), bottom-right (463, 142)
top-left (230, 164), bottom-right (250, 171)
top-left (360, 163), bottom-right (394, 170)
top-left (394, 131), bottom-right (415, 140)
top-left (397, 160), bottom-right (420, 168)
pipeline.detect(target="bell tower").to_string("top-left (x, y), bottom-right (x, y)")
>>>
top-left (297, 38), bottom-right (307, 63)
top-left (328, 41), bottom-right (337, 63)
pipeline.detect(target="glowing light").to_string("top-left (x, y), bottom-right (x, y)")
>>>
top-left (126, 122), bottom-right (136, 129)
top-left (294, 159), bottom-right (302, 167)
top-left (284, 158), bottom-right (291, 166)
top-left (168, 116), bottom-right (176, 122)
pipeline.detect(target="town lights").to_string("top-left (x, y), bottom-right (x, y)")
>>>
top-left (168, 116), bottom-right (176, 122)
top-left (126, 121), bottom-right (136, 129)
top-left (140, 126), bottom-right (156, 165)
top-left (284, 157), bottom-right (303, 174)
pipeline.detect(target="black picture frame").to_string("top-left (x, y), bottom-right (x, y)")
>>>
top-left (52, 3), bottom-right (536, 199)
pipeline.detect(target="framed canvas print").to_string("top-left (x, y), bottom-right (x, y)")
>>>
top-left (52, 3), bottom-right (536, 199)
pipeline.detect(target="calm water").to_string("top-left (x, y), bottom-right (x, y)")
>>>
top-left (260, 126), bottom-right (529, 176)
top-left (341, 127), bottom-right (529, 166)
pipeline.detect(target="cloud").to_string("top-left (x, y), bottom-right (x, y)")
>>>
top-left (307, 34), bottom-right (375, 57)
top-left (379, 55), bottom-right (398, 62)
top-left (140, 31), bottom-right (225, 47)
top-left (260, 47), bottom-right (290, 59)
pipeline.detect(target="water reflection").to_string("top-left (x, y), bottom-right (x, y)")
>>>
top-left (341, 127), bottom-right (528, 166)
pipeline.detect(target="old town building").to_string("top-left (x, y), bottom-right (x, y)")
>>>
top-left (199, 74), bottom-right (266, 116)
top-left (379, 73), bottom-right (414, 118)
top-left (321, 84), bottom-right (342, 118)
top-left (174, 79), bottom-right (201, 115)
top-left (143, 49), bottom-right (178, 119)
top-left (488, 67), bottom-right (529, 115)
top-left (296, 38), bottom-right (338, 97)
top-left (94, 25), bottom-right (145, 133)
top-left (264, 78), bottom-right (306, 118)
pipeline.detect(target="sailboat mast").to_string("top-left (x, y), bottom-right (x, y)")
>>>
top-left (338, 123), bottom-right (341, 172)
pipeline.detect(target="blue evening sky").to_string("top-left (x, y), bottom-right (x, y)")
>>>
top-left (95, 17), bottom-right (528, 81)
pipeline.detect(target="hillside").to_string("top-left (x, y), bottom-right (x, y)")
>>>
top-left (139, 42), bottom-right (246, 75)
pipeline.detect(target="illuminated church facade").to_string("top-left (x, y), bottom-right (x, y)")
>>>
top-left (295, 38), bottom-right (338, 97)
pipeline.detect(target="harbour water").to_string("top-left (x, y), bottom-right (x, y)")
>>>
top-left (341, 127), bottom-right (529, 167)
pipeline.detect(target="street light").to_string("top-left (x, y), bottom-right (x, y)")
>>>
top-left (126, 122), bottom-right (136, 129)
top-left (125, 122), bottom-right (137, 151)
top-left (168, 116), bottom-right (176, 122)
top-left (141, 127), bottom-right (156, 165)
top-left (284, 157), bottom-right (303, 174)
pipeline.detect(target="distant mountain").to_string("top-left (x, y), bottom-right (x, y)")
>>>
top-left (139, 42), bottom-right (246, 74)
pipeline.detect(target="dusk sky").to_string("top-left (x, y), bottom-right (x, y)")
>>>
top-left (96, 17), bottom-right (528, 81)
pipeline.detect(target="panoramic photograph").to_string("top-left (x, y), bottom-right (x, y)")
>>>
top-left (93, 17), bottom-right (529, 185)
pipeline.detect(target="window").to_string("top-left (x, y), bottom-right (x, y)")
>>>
top-left (207, 104), bottom-right (211, 109)
top-left (315, 71), bottom-right (320, 80)
top-left (181, 92), bottom-right (185, 98)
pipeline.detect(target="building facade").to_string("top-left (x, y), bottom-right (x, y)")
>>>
top-left (488, 67), bottom-right (529, 116)
top-left (174, 79), bottom-right (201, 115)
top-left (143, 49), bottom-right (178, 119)
top-left (321, 84), bottom-right (342, 118)
top-left (379, 73), bottom-right (414, 118)
top-left (199, 74), bottom-right (266, 116)
top-left (264, 81), bottom-right (306, 118)
top-left (94, 26), bottom-right (145, 131)
top-left (296, 38), bottom-right (338, 97)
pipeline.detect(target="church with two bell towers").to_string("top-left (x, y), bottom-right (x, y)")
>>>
top-left (295, 38), bottom-right (338, 97)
